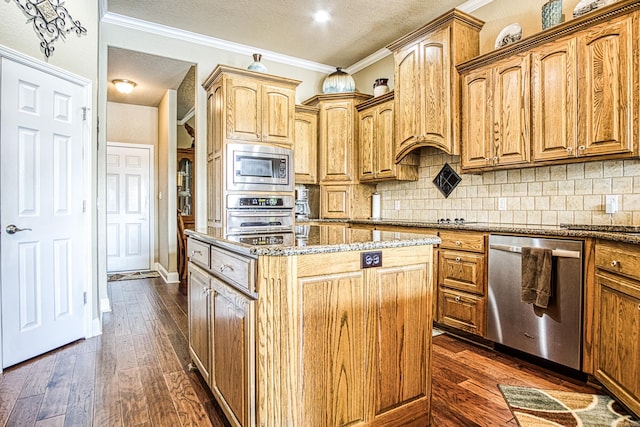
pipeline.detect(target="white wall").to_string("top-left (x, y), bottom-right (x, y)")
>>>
top-left (107, 102), bottom-right (159, 144)
top-left (157, 90), bottom-right (178, 279)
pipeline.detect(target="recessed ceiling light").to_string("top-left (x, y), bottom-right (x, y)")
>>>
top-left (112, 79), bottom-right (137, 94)
top-left (313, 10), bottom-right (331, 23)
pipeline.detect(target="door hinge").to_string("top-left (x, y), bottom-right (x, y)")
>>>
top-left (83, 292), bottom-right (87, 304)
top-left (83, 200), bottom-right (86, 213)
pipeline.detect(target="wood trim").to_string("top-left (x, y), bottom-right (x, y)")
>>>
top-left (457, 0), bottom-right (640, 72)
top-left (355, 91), bottom-right (395, 111)
top-left (203, 64), bottom-right (301, 91)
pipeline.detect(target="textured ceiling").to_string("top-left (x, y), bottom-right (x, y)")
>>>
top-left (106, 0), bottom-right (468, 67)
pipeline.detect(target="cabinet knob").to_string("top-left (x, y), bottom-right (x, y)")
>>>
top-left (455, 256), bottom-right (461, 262)
top-left (611, 260), bottom-right (619, 267)
top-left (484, 157), bottom-right (491, 163)
top-left (455, 296), bottom-right (461, 302)
top-left (578, 145), bottom-right (586, 151)
top-left (566, 147), bottom-right (573, 153)
top-left (637, 304), bottom-right (640, 311)
top-left (455, 240), bottom-right (462, 246)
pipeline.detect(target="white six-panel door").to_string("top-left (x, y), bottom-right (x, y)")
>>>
top-left (0, 57), bottom-right (86, 368)
top-left (106, 143), bottom-right (152, 272)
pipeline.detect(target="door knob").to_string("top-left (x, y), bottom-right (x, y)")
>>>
top-left (6, 224), bottom-right (32, 234)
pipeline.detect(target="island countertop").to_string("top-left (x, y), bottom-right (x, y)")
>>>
top-left (185, 224), bottom-right (440, 257)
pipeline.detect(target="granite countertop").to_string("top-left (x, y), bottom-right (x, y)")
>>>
top-left (185, 225), bottom-right (440, 257)
top-left (339, 219), bottom-right (640, 245)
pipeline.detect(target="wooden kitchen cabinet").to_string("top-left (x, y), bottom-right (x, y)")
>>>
top-left (188, 263), bottom-right (211, 385)
top-left (593, 240), bottom-right (640, 417)
top-left (577, 15), bottom-right (635, 158)
top-left (356, 92), bottom-right (419, 182)
top-left (461, 54), bottom-right (531, 171)
top-left (303, 92), bottom-right (371, 184)
top-left (224, 75), bottom-right (296, 146)
top-left (210, 276), bottom-right (256, 427)
top-left (293, 105), bottom-right (318, 184)
top-left (387, 9), bottom-right (483, 160)
top-left (436, 230), bottom-right (487, 336)
top-left (319, 183), bottom-right (376, 219)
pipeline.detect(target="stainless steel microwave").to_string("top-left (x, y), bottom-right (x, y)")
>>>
top-left (226, 143), bottom-right (293, 192)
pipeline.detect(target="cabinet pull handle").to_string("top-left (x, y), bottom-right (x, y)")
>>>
top-left (611, 260), bottom-right (619, 267)
top-left (455, 256), bottom-right (461, 262)
top-left (455, 240), bottom-right (462, 246)
top-left (190, 250), bottom-right (202, 258)
top-left (455, 296), bottom-right (461, 302)
top-left (202, 286), bottom-right (211, 295)
top-left (217, 264), bottom-right (233, 272)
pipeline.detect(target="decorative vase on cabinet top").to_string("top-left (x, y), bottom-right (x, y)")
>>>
top-left (322, 67), bottom-right (356, 93)
top-left (248, 53), bottom-right (268, 73)
top-left (542, 0), bottom-right (563, 30)
top-left (373, 78), bottom-right (389, 97)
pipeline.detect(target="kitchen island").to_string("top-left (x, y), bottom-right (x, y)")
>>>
top-left (185, 225), bottom-right (440, 427)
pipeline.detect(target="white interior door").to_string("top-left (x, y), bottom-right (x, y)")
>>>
top-left (106, 144), bottom-right (152, 272)
top-left (0, 57), bottom-right (86, 368)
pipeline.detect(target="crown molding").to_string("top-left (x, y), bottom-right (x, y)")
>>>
top-left (347, 0), bottom-right (493, 74)
top-left (101, 12), bottom-right (336, 74)
top-left (178, 106), bottom-right (195, 125)
top-left (101, 0), bottom-right (493, 75)
top-left (456, 0), bottom-right (494, 13)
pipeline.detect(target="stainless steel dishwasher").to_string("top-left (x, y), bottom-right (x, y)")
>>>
top-left (487, 235), bottom-right (583, 370)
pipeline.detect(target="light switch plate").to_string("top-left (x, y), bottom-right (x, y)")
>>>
top-left (605, 195), bottom-right (619, 214)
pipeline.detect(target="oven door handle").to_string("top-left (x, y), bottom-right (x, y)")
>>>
top-left (227, 210), bottom-right (293, 217)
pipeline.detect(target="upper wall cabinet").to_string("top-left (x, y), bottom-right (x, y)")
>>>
top-left (458, 1), bottom-right (639, 172)
top-left (294, 105), bottom-right (319, 184)
top-left (387, 9), bottom-right (484, 161)
top-left (356, 92), bottom-right (419, 182)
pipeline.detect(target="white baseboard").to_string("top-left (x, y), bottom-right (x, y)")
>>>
top-left (100, 297), bottom-right (112, 313)
top-left (156, 262), bottom-right (180, 283)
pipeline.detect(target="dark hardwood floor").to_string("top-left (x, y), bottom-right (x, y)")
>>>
top-left (0, 278), bottom-right (600, 426)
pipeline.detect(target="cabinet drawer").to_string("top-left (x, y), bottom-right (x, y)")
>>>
top-left (437, 288), bottom-right (485, 336)
top-left (439, 231), bottom-right (485, 253)
top-left (438, 250), bottom-right (485, 295)
top-left (188, 239), bottom-right (210, 268)
top-left (211, 246), bottom-right (256, 294)
top-left (595, 241), bottom-right (640, 282)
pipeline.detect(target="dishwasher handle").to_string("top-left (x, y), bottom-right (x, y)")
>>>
top-left (489, 243), bottom-right (581, 259)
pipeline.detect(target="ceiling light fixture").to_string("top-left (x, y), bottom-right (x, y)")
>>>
top-left (313, 10), bottom-right (331, 23)
top-left (112, 79), bottom-right (137, 94)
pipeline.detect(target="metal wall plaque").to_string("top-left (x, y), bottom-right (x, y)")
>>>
top-left (13, 0), bottom-right (87, 58)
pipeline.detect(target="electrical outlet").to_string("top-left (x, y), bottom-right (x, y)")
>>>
top-left (605, 195), bottom-right (619, 214)
top-left (498, 197), bottom-right (507, 211)
top-left (394, 200), bottom-right (400, 210)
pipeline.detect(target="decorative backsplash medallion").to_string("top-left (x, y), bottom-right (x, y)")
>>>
top-left (433, 163), bottom-right (461, 198)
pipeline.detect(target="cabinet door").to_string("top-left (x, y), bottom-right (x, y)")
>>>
top-left (261, 84), bottom-right (294, 145)
top-left (375, 102), bottom-right (396, 179)
top-left (594, 272), bottom-right (640, 416)
top-left (532, 38), bottom-right (578, 162)
top-left (461, 67), bottom-right (493, 170)
top-left (368, 263), bottom-right (431, 425)
top-left (294, 109), bottom-right (318, 184)
top-left (319, 101), bottom-right (356, 183)
top-left (437, 287), bottom-right (485, 336)
top-left (188, 264), bottom-right (211, 384)
top-left (493, 55), bottom-right (531, 167)
top-left (320, 184), bottom-right (351, 219)
top-left (420, 28), bottom-right (452, 153)
top-left (577, 17), bottom-right (634, 157)
top-left (358, 109), bottom-right (376, 181)
top-left (226, 77), bottom-right (261, 142)
top-left (394, 43), bottom-right (420, 157)
top-left (299, 269), bottom-right (367, 426)
top-left (210, 278), bottom-right (256, 427)
top-left (438, 250), bottom-right (485, 295)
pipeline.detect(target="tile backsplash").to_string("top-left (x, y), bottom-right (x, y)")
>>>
top-left (376, 148), bottom-right (640, 226)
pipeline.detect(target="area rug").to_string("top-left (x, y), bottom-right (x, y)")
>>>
top-left (107, 271), bottom-right (160, 282)
top-left (499, 385), bottom-right (640, 427)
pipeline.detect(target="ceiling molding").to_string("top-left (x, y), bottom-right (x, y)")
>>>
top-left (101, 12), bottom-right (336, 74)
top-left (456, 0), bottom-right (494, 13)
top-left (178, 106), bottom-right (195, 125)
top-left (346, 0), bottom-right (493, 74)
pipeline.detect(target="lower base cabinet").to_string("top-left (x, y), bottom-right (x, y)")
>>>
top-left (188, 263), bottom-right (211, 385)
top-left (437, 288), bottom-right (485, 336)
top-left (593, 241), bottom-right (640, 417)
